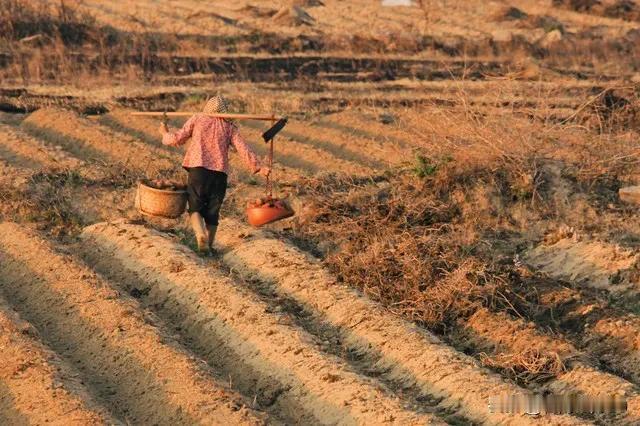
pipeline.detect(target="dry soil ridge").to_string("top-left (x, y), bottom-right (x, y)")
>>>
top-left (22, 108), bottom-right (176, 177)
top-left (0, 222), bottom-right (264, 426)
top-left (214, 218), bottom-right (586, 426)
top-left (0, 296), bottom-right (116, 425)
top-left (80, 220), bottom-right (443, 425)
top-left (0, 123), bottom-right (82, 171)
top-left (462, 308), bottom-right (640, 423)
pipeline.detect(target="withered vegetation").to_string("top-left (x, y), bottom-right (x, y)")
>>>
top-left (285, 92), bottom-right (640, 383)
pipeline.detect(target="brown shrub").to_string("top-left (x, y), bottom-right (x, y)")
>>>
top-left (286, 88), bottom-right (640, 343)
top-left (0, 0), bottom-right (95, 45)
top-left (552, 0), bottom-right (640, 21)
top-left (0, 0), bottom-right (180, 84)
top-left (479, 349), bottom-right (567, 384)
top-left (288, 165), bottom-right (517, 331)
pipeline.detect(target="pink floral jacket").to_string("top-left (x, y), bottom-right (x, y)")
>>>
top-left (162, 114), bottom-right (260, 174)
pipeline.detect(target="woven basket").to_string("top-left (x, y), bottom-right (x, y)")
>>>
top-left (135, 181), bottom-right (187, 219)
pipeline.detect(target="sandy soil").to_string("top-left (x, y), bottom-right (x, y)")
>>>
top-left (526, 237), bottom-right (639, 291)
top-left (60, 0), bottom-right (639, 50)
top-left (0, 123), bottom-right (82, 171)
top-left (1, 79), bottom-right (639, 425)
top-left (22, 108), bottom-right (178, 178)
top-left (0, 297), bottom-right (115, 425)
top-left (80, 220), bottom-right (442, 425)
top-left (461, 308), bottom-right (640, 423)
top-left (241, 122), bottom-right (373, 175)
top-left (0, 223), bottom-right (264, 425)
top-left (213, 218), bottom-right (585, 425)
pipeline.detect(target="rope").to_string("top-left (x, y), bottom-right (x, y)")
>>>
top-left (266, 119), bottom-right (275, 198)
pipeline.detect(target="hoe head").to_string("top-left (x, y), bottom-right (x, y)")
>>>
top-left (262, 117), bottom-right (288, 143)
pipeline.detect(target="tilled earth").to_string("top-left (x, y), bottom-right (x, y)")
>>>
top-left (0, 97), bottom-right (639, 425)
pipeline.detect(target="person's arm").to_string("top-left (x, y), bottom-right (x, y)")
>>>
top-left (230, 125), bottom-right (269, 176)
top-left (160, 115), bottom-right (197, 147)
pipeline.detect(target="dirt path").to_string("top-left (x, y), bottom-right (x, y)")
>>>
top-left (213, 218), bottom-right (586, 425)
top-left (0, 297), bottom-right (116, 425)
top-left (0, 223), bottom-right (264, 426)
top-left (80, 220), bottom-right (443, 425)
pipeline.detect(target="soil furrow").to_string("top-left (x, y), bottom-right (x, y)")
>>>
top-left (241, 134), bottom-right (321, 175)
top-left (509, 275), bottom-right (640, 388)
top-left (285, 120), bottom-right (411, 167)
top-left (0, 124), bottom-right (81, 171)
top-left (3, 52), bottom-right (506, 82)
top-left (213, 218), bottom-right (586, 425)
top-left (15, 116), bottom-right (638, 421)
top-left (242, 120), bottom-right (382, 170)
top-left (20, 108), bottom-right (177, 178)
top-left (0, 223), bottom-right (264, 426)
top-left (320, 111), bottom-right (418, 150)
top-left (80, 220), bottom-right (443, 425)
top-left (456, 308), bottom-right (640, 423)
top-left (239, 123), bottom-right (373, 175)
top-left (0, 296), bottom-right (116, 425)
top-left (315, 115), bottom-right (414, 151)
top-left (211, 257), bottom-right (471, 425)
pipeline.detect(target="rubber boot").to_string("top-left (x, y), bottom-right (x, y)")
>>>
top-left (207, 225), bottom-right (218, 250)
top-left (190, 212), bottom-right (208, 252)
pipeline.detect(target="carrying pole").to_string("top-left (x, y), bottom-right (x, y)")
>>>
top-left (130, 112), bottom-right (283, 121)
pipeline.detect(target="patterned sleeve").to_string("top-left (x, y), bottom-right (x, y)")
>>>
top-left (230, 125), bottom-right (261, 173)
top-left (162, 115), bottom-right (197, 146)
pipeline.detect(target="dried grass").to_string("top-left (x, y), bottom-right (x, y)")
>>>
top-left (0, 0), bottom-right (178, 84)
top-left (0, 169), bottom-right (84, 238)
top-left (0, 166), bottom-right (137, 239)
top-left (285, 85), bottom-right (640, 382)
top-left (479, 349), bottom-right (567, 384)
top-left (553, 0), bottom-right (640, 22)
top-left (290, 167), bottom-right (512, 331)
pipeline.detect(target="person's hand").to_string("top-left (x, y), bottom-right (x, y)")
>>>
top-left (257, 167), bottom-right (271, 178)
top-left (159, 122), bottom-right (169, 135)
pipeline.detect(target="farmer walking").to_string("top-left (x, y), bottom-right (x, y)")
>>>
top-left (159, 95), bottom-right (270, 254)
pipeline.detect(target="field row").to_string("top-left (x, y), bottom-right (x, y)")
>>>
top-left (0, 109), bottom-right (587, 425)
top-left (1, 108), bottom-right (640, 424)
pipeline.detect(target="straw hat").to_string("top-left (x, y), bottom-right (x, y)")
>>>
top-left (203, 95), bottom-right (229, 115)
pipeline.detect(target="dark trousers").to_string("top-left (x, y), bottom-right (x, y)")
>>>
top-left (185, 167), bottom-right (227, 226)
